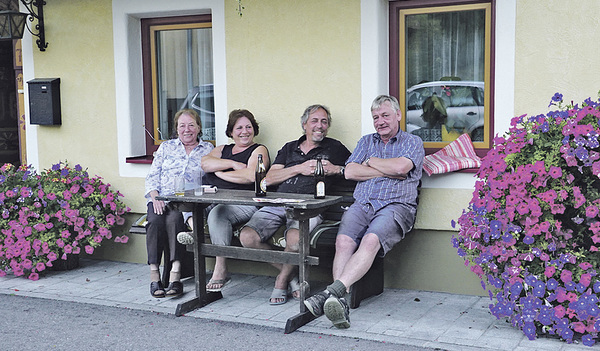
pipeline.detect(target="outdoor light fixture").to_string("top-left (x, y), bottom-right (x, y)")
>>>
top-left (0, 0), bottom-right (47, 51)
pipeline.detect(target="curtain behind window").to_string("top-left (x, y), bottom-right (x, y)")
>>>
top-left (406, 9), bottom-right (485, 88)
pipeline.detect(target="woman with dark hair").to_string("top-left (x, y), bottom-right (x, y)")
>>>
top-left (178, 109), bottom-right (270, 292)
top-left (145, 109), bottom-right (214, 298)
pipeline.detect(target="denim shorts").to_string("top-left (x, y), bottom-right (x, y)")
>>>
top-left (337, 202), bottom-right (411, 256)
top-left (243, 206), bottom-right (323, 242)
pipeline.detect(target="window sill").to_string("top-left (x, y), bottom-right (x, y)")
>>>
top-left (126, 155), bottom-right (153, 164)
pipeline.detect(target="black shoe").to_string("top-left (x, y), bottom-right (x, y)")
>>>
top-left (165, 281), bottom-right (183, 297)
top-left (303, 290), bottom-right (330, 317)
top-left (150, 281), bottom-right (165, 298)
top-left (324, 296), bottom-right (350, 328)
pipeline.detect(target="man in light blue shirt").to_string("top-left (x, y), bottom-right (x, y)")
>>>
top-left (304, 95), bottom-right (424, 328)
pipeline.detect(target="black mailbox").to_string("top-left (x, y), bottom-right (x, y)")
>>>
top-left (27, 78), bottom-right (61, 125)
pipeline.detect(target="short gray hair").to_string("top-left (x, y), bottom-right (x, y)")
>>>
top-left (300, 104), bottom-right (332, 127)
top-left (371, 95), bottom-right (400, 112)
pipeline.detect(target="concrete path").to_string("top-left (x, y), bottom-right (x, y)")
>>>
top-left (0, 258), bottom-right (593, 351)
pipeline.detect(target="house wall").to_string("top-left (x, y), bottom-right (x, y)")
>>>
top-left (513, 0), bottom-right (600, 116)
top-left (224, 1), bottom-right (363, 155)
top-left (23, 0), bottom-right (141, 205)
top-left (20, 0), bottom-right (600, 296)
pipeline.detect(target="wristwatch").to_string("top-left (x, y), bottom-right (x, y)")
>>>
top-left (365, 157), bottom-right (371, 166)
top-left (340, 166), bottom-right (345, 176)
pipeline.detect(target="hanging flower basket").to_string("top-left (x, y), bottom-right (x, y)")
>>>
top-left (452, 92), bottom-right (600, 346)
top-left (0, 161), bottom-right (131, 280)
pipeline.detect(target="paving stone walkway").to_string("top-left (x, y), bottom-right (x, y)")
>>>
top-left (0, 258), bottom-right (593, 351)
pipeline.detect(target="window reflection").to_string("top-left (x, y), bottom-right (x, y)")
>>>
top-left (403, 7), bottom-right (488, 144)
top-left (152, 24), bottom-right (214, 142)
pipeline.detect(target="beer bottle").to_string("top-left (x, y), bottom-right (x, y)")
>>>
top-left (255, 154), bottom-right (267, 197)
top-left (314, 156), bottom-right (325, 199)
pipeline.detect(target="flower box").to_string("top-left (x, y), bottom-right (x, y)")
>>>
top-left (48, 254), bottom-right (79, 271)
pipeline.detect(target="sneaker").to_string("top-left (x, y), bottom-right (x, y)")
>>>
top-left (324, 296), bottom-right (350, 329)
top-left (303, 290), bottom-right (330, 317)
top-left (177, 231), bottom-right (194, 245)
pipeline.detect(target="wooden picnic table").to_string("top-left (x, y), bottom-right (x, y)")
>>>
top-left (157, 189), bottom-right (342, 333)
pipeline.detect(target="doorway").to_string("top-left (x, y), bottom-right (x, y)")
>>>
top-left (0, 40), bottom-right (20, 166)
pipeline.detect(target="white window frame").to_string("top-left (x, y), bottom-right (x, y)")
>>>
top-left (112, 0), bottom-right (227, 178)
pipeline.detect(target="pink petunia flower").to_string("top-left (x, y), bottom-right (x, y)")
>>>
top-left (560, 269), bottom-right (573, 283)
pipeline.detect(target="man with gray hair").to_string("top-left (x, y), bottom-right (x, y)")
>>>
top-left (239, 104), bottom-right (351, 305)
top-left (304, 95), bottom-right (424, 328)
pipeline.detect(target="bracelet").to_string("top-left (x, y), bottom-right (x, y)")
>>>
top-left (365, 157), bottom-right (371, 166)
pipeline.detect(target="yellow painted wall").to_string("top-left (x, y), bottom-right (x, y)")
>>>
top-left (223, 0), bottom-right (362, 155)
top-left (31, 0), bottom-right (142, 212)
top-left (514, 0), bottom-right (600, 116)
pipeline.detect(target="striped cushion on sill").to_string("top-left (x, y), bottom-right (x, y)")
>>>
top-left (423, 133), bottom-right (482, 176)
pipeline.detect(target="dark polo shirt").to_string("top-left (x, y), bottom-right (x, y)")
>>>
top-left (273, 135), bottom-right (351, 194)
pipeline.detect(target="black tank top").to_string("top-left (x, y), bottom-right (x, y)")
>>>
top-left (202, 143), bottom-right (262, 190)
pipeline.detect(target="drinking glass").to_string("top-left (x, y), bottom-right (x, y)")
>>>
top-left (174, 176), bottom-right (185, 196)
top-left (194, 174), bottom-right (204, 196)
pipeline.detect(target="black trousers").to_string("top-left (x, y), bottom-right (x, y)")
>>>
top-left (145, 203), bottom-right (187, 265)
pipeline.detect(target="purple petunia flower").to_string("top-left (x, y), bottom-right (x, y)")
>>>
top-left (552, 92), bottom-right (563, 102)
top-left (523, 235), bottom-right (534, 245)
top-left (582, 334), bottom-right (595, 347)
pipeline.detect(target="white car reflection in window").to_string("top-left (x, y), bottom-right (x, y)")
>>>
top-left (179, 84), bottom-right (215, 141)
top-left (406, 81), bottom-right (484, 142)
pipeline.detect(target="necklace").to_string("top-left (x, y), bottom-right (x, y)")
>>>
top-left (184, 143), bottom-right (198, 153)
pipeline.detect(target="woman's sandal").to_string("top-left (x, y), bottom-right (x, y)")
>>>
top-left (269, 288), bottom-right (288, 305)
top-left (150, 281), bottom-right (166, 298)
top-left (165, 281), bottom-right (183, 297)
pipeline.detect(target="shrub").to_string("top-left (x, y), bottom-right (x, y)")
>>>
top-left (0, 161), bottom-right (130, 280)
top-left (452, 93), bottom-right (600, 346)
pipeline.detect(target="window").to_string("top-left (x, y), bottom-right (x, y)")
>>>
top-left (141, 15), bottom-right (214, 155)
top-left (390, 1), bottom-right (494, 156)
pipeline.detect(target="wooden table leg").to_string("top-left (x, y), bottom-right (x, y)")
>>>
top-left (285, 213), bottom-right (313, 333)
top-left (285, 311), bottom-right (316, 334)
top-left (175, 203), bottom-right (223, 315)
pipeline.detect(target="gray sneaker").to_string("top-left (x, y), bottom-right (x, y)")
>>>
top-left (303, 290), bottom-right (330, 317)
top-left (324, 295), bottom-right (350, 329)
top-left (177, 231), bottom-right (194, 245)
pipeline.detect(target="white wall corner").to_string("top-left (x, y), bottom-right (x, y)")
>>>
top-left (112, 0), bottom-right (227, 178)
top-left (360, 0), bottom-right (389, 136)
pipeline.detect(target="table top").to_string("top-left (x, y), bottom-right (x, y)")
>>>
top-left (157, 189), bottom-right (342, 210)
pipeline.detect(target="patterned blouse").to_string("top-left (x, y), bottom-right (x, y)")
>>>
top-left (145, 138), bottom-right (214, 202)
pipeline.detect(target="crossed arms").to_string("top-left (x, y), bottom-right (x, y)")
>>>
top-left (265, 159), bottom-right (343, 187)
top-left (345, 156), bottom-right (413, 181)
top-left (201, 144), bottom-right (270, 184)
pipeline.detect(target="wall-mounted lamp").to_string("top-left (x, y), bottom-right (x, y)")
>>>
top-left (0, 0), bottom-right (47, 51)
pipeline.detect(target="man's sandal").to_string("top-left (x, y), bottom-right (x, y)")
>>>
top-left (269, 288), bottom-right (288, 305)
top-left (206, 277), bottom-right (231, 292)
top-left (289, 276), bottom-right (301, 301)
top-left (150, 281), bottom-right (166, 298)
